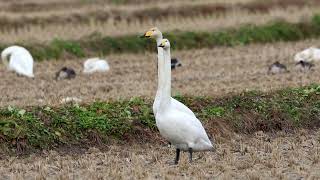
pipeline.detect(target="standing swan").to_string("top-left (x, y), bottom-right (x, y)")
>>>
top-left (157, 39), bottom-right (213, 164)
top-left (142, 27), bottom-right (195, 117)
top-left (1, 46), bottom-right (34, 78)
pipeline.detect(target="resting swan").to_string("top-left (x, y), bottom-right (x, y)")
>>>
top-left (156, 39), bottom-right (213, 164)
top-left (1, 46), bottom-right (34, 78)
top-left (294, 47), bottom-right (320, 62)
top-left (83, 57), bottom-right (110, 74)
top-left (142, 27), bottom-right (195, 117)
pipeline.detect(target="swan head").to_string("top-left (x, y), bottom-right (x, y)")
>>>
top-left (158, 39), bottom-right (170, 49)
top-left (141, 27), bottom-right (162, 39)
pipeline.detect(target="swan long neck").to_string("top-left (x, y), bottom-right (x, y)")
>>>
top-left (159, 47), bottom-right (171, 109)
top-left (155, 35), bottom-right (164, 100)
top-left (156, 36), bottom-right (163, 88)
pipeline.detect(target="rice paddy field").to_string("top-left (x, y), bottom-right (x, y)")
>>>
top-left (1, 0), bottom-right (320, 179)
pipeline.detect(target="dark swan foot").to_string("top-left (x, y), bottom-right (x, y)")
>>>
top-left (167, 148), bottom-right (180, 165)
top-left (188, 148), bottom-right (193, 163)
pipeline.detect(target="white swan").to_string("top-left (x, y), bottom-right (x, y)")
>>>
top-left (1, 46), bottom-right (34, 78)
top-left (83, 57), bottom-right (110, 74)
top-left (294, 47), bottom-right (320, 62)
top-left (142, 27), bottom-right (195, 117)
top-left (156, 39), bottom-right (213, 164)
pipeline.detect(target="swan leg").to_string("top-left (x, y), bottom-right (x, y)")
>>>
top-left (188, 148), bottom-right (193, 163)
top-left (174, 148), bottom-right (180, 164)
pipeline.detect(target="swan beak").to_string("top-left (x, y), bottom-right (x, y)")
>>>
top-left (158, 44), bottom-right (164, 48)
top-left (141, 31), bottom-right (152, 38)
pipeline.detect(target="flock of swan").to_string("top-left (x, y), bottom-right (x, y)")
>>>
top-left (0, 46), bottom-right (182, 80)
top-left (1, 46), bottom-right (111, 79)
top-left (1, 26), bottom-right (319, 165)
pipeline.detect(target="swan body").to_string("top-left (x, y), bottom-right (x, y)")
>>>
top-left (156, 39), bottom-right (213, 164)
top-left (83, 58), bottom-right (110, 74)
top-left (294, 47), bottom-right (320, 62)
top-left (142, 27), bottom-right (195, 117)
top-left (1, 46), bottom-right (34, 78)
top-left (157, 108), bottom-right (213, 151)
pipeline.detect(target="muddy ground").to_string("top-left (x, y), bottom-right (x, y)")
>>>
top-left (0, 129), bottom-right (319, 179)
top-left (1, 39), bottom-right (320, 107)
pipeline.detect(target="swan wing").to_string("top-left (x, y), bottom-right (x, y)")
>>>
top-left (9, 51), bottom-right (34, 77)
top-left (157, 108), bottom-right (213, 151)
top-left (171, 98), bottom-right (196, 117)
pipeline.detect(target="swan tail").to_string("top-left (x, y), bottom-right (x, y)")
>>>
top-left (198, 136), bottom-right (215, 151)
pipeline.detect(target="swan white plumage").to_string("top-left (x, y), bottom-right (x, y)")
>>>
top-left (1, 46), bottom-right (34, 78)
top-left (294, 47), bottom-right (320, 62)
top-left (83, 57), bottom-right (110, 74)
top-left (156, 39), bottom-right (213, 164)
top-left (142, 27), bottom-right (195, 117)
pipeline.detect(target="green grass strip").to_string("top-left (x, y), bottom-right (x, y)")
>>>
top-left (1, 14), bottom-right (320, 60)
top-left (1, 84), bottom-right (320, 153)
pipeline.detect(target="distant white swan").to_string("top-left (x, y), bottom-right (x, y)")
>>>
top-left (294, 47), bottom-right (320, 62)
top-left (1, 45), bottom-right (34, 78)
top-left (156, 39), bottom-right (213, 164)
top-left (83, 57), bottom-right (110, 74)
top-left (142, 27), bottom-right (195, 117)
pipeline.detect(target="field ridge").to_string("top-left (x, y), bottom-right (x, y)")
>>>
top-left (1, 84), bottom-right (320, 155)
top-left (1, 0), bottom-right (318, 30)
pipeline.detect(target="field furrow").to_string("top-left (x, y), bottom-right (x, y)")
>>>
top-left (1, 6), bottom-right (318, 44)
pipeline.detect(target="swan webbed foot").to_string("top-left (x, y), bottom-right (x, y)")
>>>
top-left (188, 148), bottom-right (193, 163)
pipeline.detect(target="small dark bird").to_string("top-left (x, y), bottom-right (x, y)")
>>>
top-left (268, 61), bottom-right (288, 74)
top-left (55, 67), bottom-right (76, 80)
top-left (295, 60), bottom-right (314, 72)
top-left (171, 58), bottom-right (182, 70)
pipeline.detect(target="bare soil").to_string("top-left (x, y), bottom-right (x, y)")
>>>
top-left (1, 39), bottom-right (320, 107)
top-left (0, 129), bottom-right (319, 179)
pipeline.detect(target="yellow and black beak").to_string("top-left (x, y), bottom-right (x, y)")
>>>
top-left (140, 31), bottom-right (153, 38)
top-left (158, 44), bottom-right (165, 48)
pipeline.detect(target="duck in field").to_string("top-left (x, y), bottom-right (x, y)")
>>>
top-left (295, 60), bottom-right (314, 72)
top-left (171, 58), bottom-right (182, 70)
top-left (1, 45), bottom-right (34, 78)
top-left (268, 61), bottom-right (288, 74)
top-left (55, 67), bottom-right (76, 80)
top-left (83, 57), bottom-right (110, 74)
top-left (155, 39), bottom-right (213, 164)
top-left (141, 27), bottom-right (195, 117)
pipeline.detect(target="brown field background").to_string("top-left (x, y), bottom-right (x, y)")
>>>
top-left (1, 39), bottom-right (319, 107)
top-left (1, 0), bottom-right (320, 179)
top-left (0, 0), bottom-right (319, 43)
